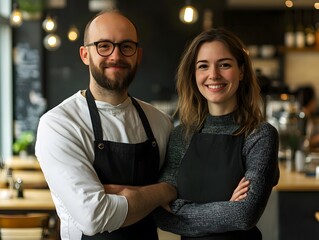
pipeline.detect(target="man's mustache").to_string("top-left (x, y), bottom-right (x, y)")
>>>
top-left (102, 61), bottom-right (130, 68)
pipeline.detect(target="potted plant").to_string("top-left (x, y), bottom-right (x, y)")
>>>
top-left (12, 131), bottom-right (35, 157)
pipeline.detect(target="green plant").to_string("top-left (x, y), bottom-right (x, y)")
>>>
top-left (12, 131), bottom-right (35, 154)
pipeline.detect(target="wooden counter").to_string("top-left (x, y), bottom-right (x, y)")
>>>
top-left (271, 164), bottom-right (319, 240)
top-left (275, 164), bottom-right (319, 191)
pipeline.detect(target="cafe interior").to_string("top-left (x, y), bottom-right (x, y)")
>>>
top-left (1, 0), bottom-right (319, 239)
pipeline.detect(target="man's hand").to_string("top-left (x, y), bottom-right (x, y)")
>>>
top-left (103, 184), bottom-right (137, 194)
top-left (103, 183), bottom-right (177, 227)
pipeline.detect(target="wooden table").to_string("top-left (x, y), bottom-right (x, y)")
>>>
top-left (0, 170), bottom-right (47, 189)
top-left (4, 156), bottom-right (41, 170)
top-left (0, 188), bottom-right (55, 211)
top-left (0, 188), bottom-right (60, 239)
top-left (0, 156), bottom-right (47, 189)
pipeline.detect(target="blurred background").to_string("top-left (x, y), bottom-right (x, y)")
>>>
top-left (1, 1), bottom-right (319, 240)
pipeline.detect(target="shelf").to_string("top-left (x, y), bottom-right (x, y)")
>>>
top-left (279, 46), bottom-right (319, 53)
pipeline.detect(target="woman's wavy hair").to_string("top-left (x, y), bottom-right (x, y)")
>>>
top-left (175, 28), bottom-right (264, 138)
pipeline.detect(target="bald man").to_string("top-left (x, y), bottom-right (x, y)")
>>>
top-left (36, 10), bottom-right (176, 240)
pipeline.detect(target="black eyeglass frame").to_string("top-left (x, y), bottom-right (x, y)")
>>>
top-left (85, 40), bottom-right (139, 57)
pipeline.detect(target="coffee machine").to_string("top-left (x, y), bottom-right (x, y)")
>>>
top-left (266, 93), bottom-right (303, 167)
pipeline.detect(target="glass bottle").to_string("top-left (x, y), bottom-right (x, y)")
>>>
top-left (295, 24), bottom-right (305, 48)
top-left (6, 168), bottom-right (15, 198)
top-left (316, 23), bottom-right (319, 48)
top-left (305, 25), bottom-right (315, 47)
top-left (285, 24), bottom-right (295, 48)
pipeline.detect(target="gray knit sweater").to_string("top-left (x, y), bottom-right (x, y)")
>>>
top-left (154, 113), bottom-right (280, 237)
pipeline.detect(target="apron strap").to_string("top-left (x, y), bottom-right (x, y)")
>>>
top-left (85, 89), bottom-right (156, 145)
top-left (130, 96), bottom-right (156, 143)
top-left (85, 88), bottom-right (103, 141)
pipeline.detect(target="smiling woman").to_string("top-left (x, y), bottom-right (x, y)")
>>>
top-left (154, 28), bottom-right (279, 240)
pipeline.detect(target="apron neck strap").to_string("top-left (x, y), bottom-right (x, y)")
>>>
top-left (86, 88), bottom-right (103, 141)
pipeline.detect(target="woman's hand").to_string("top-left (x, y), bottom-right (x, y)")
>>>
top-left (230, 177), bottom-right (249, 201)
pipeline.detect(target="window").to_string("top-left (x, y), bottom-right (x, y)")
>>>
top-left (0, 0), bottom-right (13, 159)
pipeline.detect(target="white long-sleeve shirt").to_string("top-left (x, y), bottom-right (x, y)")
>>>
top-left (35, 91), bottom-right (173, 239)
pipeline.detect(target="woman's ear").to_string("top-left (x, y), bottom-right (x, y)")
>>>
top-left (79, 46), bottom-right (89, 66)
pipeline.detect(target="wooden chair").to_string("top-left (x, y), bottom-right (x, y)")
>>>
top-left (0, 213), bottom-right (50, 240)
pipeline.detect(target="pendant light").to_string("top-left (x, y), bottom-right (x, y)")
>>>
top-left (68, 25), bottom-right (79, 42)
top-left (10, 3), bottom-right (23, 27)
top-left (179, 0), bottom-right (198, 24)
top-left (67, 0), bottom-right (79, 42)
top-left (285, 0), bottom-right (294, 8)
top-left (42, 14), bottom-right (57, 33)
top-left (43, 33), bottom-right (61, 51)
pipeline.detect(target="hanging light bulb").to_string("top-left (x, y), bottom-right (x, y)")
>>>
top-left (43, 33), bottom-right (61, 51)
top-left (10, 3), bottom-right (23, 27)
top-left (42, 15), bottom-right (57, 33)
top-left (285, 0), bottom-right (294, 8)
top-left (68, 25), bottom-right (80, 42)
top-left (179, 2), bottom-right (198, 24)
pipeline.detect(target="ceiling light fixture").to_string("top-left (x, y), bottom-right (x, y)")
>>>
top-left (42, 14), bottom-right (57, 33)
top-left (10, 3), bottom-right (23, 27)
top-left (67, 0), bottom-right (80, 42)
top-left (285, 0), bottom-right (294, 8)
top-left (43, 33), bottom-right (61, 51)
top-left (179, 0), bottom-right (198, 24)
top-left (68, 25), bottom-right (79, 42)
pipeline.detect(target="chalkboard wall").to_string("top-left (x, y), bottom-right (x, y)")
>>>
top-left (13, 20), bottom-right (45, 142)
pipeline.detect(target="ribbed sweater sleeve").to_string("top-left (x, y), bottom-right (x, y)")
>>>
top-left (154, 114), bottom-right (280, 237)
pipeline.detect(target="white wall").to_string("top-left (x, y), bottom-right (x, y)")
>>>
top-left (284, 51), bottom-right (319, 105)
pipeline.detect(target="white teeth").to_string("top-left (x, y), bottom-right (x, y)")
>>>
top-left (207, 84), bottom-right (224, 89)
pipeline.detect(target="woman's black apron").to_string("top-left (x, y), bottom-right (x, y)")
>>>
top-left (177, 131), bottom-right (262, 240)
top-left (82, 89), bottom-right (159, 240)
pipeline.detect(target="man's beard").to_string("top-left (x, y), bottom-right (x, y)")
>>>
top-left (90, 59), bottom-right (137, 93)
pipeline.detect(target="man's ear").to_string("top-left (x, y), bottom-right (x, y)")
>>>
top-left (137, 47), bottom-right (143, 65)
top-left (79, 46), bottom-right (89, 66)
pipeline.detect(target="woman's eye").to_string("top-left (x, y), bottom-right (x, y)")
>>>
top-left (219, 63), bottom-right (231, 69)
top-left (197, 64), bottom-right (208, 69)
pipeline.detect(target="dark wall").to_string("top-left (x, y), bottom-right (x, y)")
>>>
top-left (22, 1), bottom-right (316, 112)
top-left (43, 0), bottom-right (226, 110)
top-left (223, 9), bottom-right (285, 46)
top-left (223, 8), bottom-right (317, 46)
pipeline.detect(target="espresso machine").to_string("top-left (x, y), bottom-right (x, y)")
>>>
top-left (266, 93), bottom-right (303, 167)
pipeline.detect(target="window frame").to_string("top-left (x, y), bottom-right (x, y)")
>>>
top-left (0, 0), bottom-right (13, 160)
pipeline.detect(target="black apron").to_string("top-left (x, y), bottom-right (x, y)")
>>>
top-left (177, 132), bottom-right (262, 240)
top-left (82, 89), bottom-right (159, 240)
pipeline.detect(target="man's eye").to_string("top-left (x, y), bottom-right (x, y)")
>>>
top-left (98, 43), bottom-right (111, 49)
top-left (122, 44), bottom-right (134, 50)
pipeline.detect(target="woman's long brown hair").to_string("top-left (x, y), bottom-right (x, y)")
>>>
top-left (175, 28), bottom-right (264, 139)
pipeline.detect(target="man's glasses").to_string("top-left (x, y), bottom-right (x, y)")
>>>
top-left (85, 40), bottom-right (139, 57)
